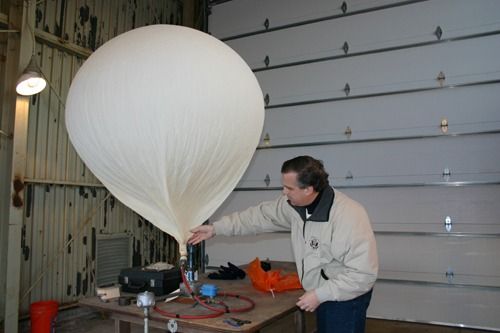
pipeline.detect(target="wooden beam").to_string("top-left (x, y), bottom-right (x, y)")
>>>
top-left (35, 28), bottom-right (92, 59)
top-left (2, 1), bottom-right (34, 332)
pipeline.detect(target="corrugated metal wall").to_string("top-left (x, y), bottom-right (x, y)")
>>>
top-left (19, 185), bottom-right (178, 313)
top-left (0, 0), bottom-right (198, 319)
top-left (0, 0), bottom-right (16, 327)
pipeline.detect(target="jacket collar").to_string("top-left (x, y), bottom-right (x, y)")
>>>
top-left (288, 185), bottom-right (335, 222)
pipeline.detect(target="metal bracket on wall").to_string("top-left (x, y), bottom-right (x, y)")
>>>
top-left (264, 18), bottom-right (270, 30)
top-left (264, 55), bottom-right (270, 67)
top-left (342, 41), bottom-right (349, 55)
top-left (445, 268), bottom-right (454, 283)
top-left (264, 174), bottom-right (271, 187)
top-left (343, 83), bottom-right (350, 96)
top-left (264, 93), bottom-right (270, 106)
top-left (436, 71), bottom-right (446, 87)
top-left (344, 126), bottom-right (352, 139)
top-left (442, 167), bottom-right (451, 181)
top-left (440, 118), bottom-right (448, 133)
top-left (341, 1), bottom-right (347, 14)
top-left (435, 26), bottom-right (443, 40)
top-left (263, 133), bottom-right (271, 145)
top-left (444, 216), bottom-right (452, 232)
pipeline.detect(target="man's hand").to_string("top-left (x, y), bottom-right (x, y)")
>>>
top-left (296, 290), bottom-right (320, 312)
top-left (188, 225), bottom-right (216, 245)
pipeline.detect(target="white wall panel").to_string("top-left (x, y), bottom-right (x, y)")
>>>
top-left (210, 0), bottom-right (406, 39)
top-left (226, 0), bottom-right (500, 69)
top-left (377, 235), bottom-right (500, 285)
top-left (261, 84), bottom-right (500, 146)
top-left (212, 186), bottom-right (500, 235)
top-left (257, 35), bottom-right (500, 107)
top-left (239, 134), bottom-right (500, 188)
top-left (370, 282), bottom-right (500, 330)
top-left (348, 185), bottom-right (500, 234)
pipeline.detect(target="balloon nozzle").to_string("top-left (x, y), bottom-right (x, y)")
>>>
top-left (179, 256), bottom-right (187, 268)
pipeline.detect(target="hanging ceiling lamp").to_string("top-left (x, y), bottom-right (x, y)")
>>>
top-left (16, 56), bottom-right (46, 96)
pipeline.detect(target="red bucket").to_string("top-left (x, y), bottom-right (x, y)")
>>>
top-left (30, 300), bottom-right (58, 333)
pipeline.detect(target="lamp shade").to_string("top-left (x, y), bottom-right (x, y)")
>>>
top-left (16, 57), bottom-right (46, 96)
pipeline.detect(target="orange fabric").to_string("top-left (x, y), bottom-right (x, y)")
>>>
top-left (246, 258), bottom-right (302, 292)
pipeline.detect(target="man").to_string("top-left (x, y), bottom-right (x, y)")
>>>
top-left (188, 156), bottom-right (378, 333)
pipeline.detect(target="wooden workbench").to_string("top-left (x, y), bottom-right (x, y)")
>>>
top-left (79, 262), bottom-right (306, 333)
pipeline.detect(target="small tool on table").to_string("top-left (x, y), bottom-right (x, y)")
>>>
top-left (224, 317), bottom-right (252, 327)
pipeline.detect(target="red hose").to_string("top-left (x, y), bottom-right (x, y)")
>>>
top-left (154, 305), bottom-right (223, 319)
top-left (153, 264), bottom-right (255, 319)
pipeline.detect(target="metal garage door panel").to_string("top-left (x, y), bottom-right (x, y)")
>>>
top-left (370, 281), bottom-right (500, 329)
top-left (238, 134), bottom-right (500, 188)
top-left (209, 0), bottom-right (403, 39)
top-left (344, 186), bottom-right (500, 234)
top-left (257, 35), bottom-right (500, 107)
top-left (212, 187), bottom-right (500, 235)
top-left (205, 233), bottom-right (293, 267)
top-left (212, 190), bottom-right (282, 217)
top-left (260, 84), bottom-right (500, 147)
top-left (227, 0), bottom-right (500, 69)
top-left (376, 234), bottom-right (500, 285)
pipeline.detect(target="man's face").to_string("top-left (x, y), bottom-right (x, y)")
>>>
top-left (281, 172), bottom-right (315, 206)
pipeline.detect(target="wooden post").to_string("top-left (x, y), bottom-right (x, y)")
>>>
top-left (2, 1), bottom-right (36, 332)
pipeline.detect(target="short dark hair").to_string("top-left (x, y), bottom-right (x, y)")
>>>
top-left (281, 156), bottom-right (329, 192)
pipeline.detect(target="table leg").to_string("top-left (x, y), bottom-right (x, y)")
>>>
top-left (294, 309), bottom-right (306, 333)
top-left (114, 318), bottom-right (131, 333)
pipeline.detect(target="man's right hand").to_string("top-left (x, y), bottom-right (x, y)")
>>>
top-left (188, 225), bottom-right (216, 245)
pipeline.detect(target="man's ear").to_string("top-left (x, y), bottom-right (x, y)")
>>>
top-left (304, 186), bottom-right (314, 195)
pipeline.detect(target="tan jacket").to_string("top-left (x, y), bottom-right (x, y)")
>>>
top-left (213, 187), bottom-right (378, 302)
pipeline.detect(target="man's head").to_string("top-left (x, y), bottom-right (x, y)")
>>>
top-left (280, 156), bottom-right (329, 206)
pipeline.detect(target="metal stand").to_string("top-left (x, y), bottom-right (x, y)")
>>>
top-left (136, 291), bottom-right (155, 333)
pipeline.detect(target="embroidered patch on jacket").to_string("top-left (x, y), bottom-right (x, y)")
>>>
top-left (309, 237), bottom-right (320, 250)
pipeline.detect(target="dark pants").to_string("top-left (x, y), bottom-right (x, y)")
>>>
top-left (316, 289), bottom-right (373, 333)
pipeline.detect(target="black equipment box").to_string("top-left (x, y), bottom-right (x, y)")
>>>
top-left (118, 267), bottom-right (182, 296)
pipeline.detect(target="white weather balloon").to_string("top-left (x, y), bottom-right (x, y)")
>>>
top-left (65, 25), bottom-right (264, 258)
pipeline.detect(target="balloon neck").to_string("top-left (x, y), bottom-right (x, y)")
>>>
top-left (179, 243), bottom-right (187, 262)
top-left (179, 257), bottom-right (187, 269)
